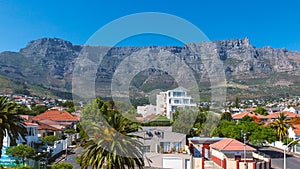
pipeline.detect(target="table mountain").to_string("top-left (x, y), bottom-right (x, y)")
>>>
top-left (1, 37), bottom-right (300, 100)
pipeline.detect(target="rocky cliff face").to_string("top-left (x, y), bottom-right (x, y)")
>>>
top-left (1, 37), bottom-right (300, 99)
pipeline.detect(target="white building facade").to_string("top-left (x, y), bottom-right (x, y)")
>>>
top-left (156, 87), bottom-right (197, 119)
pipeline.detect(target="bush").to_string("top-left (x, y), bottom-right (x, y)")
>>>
top-left (42, 135), bottom-right (60, 146)
top-left (16, 166), bottom-right (33, 169)
top-left (51, 162), bottom-right (73, 169)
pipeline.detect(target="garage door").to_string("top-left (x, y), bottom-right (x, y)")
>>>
top-left (163, 158), bottom-right (182, 169)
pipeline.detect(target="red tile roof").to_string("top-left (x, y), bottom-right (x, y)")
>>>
top-left (232, 112), bottom-right (266, 120)
top-left (31, 108), bottom-right (79, 122)
top-left (294, 129), bottom-right (300, 135)
top-left (37, 121), bottom-right (61, 131)
top-left (245, 107), bottom-right (257, 112)
top-left (265, 111), bottom-right (299, 119)
top-left (210, 138), bottom-right (256, 151)
top-left (24, 122), bottom-right (38, 127)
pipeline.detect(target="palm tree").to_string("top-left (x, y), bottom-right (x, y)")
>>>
top-left (79, 99), bottom-right (144, 169)
top-left (0, 96), bottom-right (26, 158)
top-left (271, 112), bottom-right (291, 141)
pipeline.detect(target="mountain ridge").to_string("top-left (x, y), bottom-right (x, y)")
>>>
top-left (1, 37), bottom-right (300, 100)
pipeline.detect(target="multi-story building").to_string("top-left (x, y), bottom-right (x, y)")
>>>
top-left (156, 87), bottom-right (197, 119)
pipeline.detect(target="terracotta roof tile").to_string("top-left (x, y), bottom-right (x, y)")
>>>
top-left (37, 121), bottom-right (61, 131)
top-left (31, 109), bottom-right (79, 121)
top-left (265, 111), bottom-right (299, 119)
top-left (24, 122), bottom-right (38, 127)
top-left (210, 138), bottom-right (256, 151)
top-left (232, 112), bottom-right (266, 120)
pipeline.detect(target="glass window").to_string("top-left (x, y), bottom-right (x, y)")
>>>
top-left (174, 100), bottom-right (180, 104)
top-left (183, 99), bottom-right (189, 104)
top-left (172, 142), bottom-right (182, 151)
top-left (142, 146), bottom-right (151, 153)
top-left (160, 142), bottom-right (171, 152)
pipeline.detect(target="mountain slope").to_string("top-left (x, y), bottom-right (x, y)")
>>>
top-left (1, 37), bottom-right (300, 100)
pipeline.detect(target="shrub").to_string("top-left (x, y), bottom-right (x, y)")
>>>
top-left (51, 162), bottom-right (73, 169)
top-left (42, 135), bottom-right (60, 146)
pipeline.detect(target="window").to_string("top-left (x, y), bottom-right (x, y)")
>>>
top-left (172, 142), bottom-right (182, 151)
top-left (183, 99), bottom-right (189, 104)
top-left (174, 100), bottom-right (180, 104)
top-left (160, 142), bottom-right (171, 152)
top-left (142, 146), bottom-right (151, 153)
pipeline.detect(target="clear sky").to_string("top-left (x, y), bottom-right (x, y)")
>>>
top-left (1, 0), bottom-right (300, 52)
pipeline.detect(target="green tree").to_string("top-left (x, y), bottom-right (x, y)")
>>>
top-left (172, 109), bottom-right (198, 136)
top-left (249, 126), bottom-right (276, 146)
top-left (253, 106), bottom-right (268, 116)
top-left (220, 112), bottom-right (233, 121)
top-left (0, 96), bottom-right (26, 158)
top-left (79, 98), bottom-right (144, 169)
top-left (42, 135), bottom-right (60, 146)
top-left (31, 105), bottom-right (48, 115)
top-left (271, 112), bottom-right (290, 141)
top-left (283, 137), bottom-right (299, 151)
top-left (51, 162), bottom-right (73, 169)
top-left (234, 97), bottom-right (239, 108)
top-left (6, 144), bottom-right (36, 166)
top-left (240, 115), bottom-right (254, 122)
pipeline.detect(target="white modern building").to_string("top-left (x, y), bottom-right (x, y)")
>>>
top-left (156, 87), bottom-right (197, 119)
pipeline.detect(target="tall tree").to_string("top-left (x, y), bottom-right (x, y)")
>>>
top-left (253, 106), bottom-right (268, 116)
top-left (79, 98), bottom-right (144, 169)
top-left (271, 112), bottom-right (291, 141)
top-left (220, 112), bottom-right (233, 121)
top-left (0, 96), bottom-right (26, 158)
top-left (6, 144), bottom-right (36, 166)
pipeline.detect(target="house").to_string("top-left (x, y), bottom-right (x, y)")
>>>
top-left (3, 122), bottom-right (39, 148)
top-left (1, 122), bottom-right (40, 167)
top-left (210, 138), bottom-right (271, 169)
top-left (288, 124), bottom-right (300, 154)
top-left (30, 107), bottom-right (80, 123)
top-left (36, 120), bottom-right (63, 138)
top-left (131, 126), bottom-right (193, 169)
top-left (156, 87), bottom-right (197, 119)
top-left (188, 137), bottom-right (223, 159)
top-left (232, 112), bottom-right (267, 123)
top-left (264, 111), bottom-right (300, 121)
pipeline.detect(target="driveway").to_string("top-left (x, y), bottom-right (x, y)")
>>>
top-left (258, 146), bottom-right (300, 169)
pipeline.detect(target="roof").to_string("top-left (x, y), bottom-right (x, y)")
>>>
top-left (292, 124), bottom-right (300, 136)
top-left (265, 111), bottom-right (299, 119)
top-left (24, 122), bottom-right (38, 127)
top-left (188, 137), bottom-right (223, 144)
top-left (172, 86), bottom-right (188, 92)
top-left (232, 112), bottom-right (266, 120)
top-left (210, 138), bottom-right (256, 151)
top-left (31, 108), bottom-right (79, 121)
top-left (245, 107), bottom-right (257, 112)
top-left (37, 121), bottom-right (61, 131)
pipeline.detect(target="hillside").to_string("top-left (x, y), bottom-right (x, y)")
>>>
top-left (1, 38), bottom-right (300, 100)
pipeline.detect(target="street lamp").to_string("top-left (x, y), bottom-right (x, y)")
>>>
top-left (241, 131), bottom-right (249, 169)
top-left (243, 133), bottom-right (247, 169)
top-left (284, 138), bottom-right (300, 169)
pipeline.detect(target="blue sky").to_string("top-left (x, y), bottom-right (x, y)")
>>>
top-left (0, 0), bottom-right (300, 52)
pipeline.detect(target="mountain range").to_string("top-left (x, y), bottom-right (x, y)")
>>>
top-left (1, 37), bottom-right (300, 101)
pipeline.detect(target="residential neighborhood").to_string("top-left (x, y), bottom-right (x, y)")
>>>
top-left (1, 87), bottom-right (300, 169)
